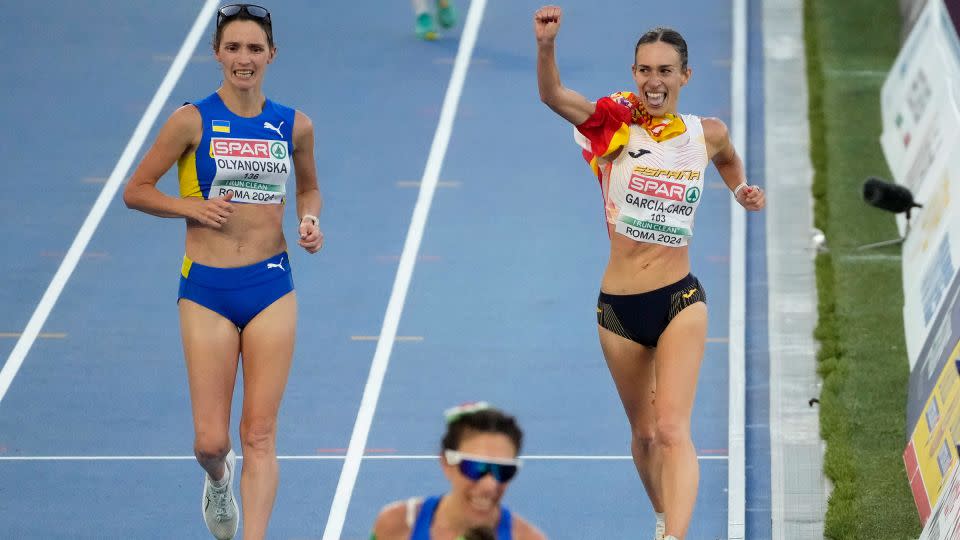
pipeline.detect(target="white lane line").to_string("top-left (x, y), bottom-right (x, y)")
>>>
top-left (728, 0), bottom-right (748, 538)
top-left (0, 0), bottom-right (220, 407)
top-left (320, 2), bottom-right (488, 539)
top-left (0, 454), bottom-right (728, 462)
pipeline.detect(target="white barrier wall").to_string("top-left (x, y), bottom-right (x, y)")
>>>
top-left (918, 464), bottom-right (960, 539)
top-left (901, 0), bottom-right (960, 37)
top-left (903, 0), bottom-right (931, 34)
top-left (880, 0), bottom-right (960, 371)
top-left (880, 0), bottom-right (960, 530)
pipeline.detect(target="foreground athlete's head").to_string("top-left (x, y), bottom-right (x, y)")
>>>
top-left (440, 402), bottom-right (524, 529)
top-left (632, 27), bottom-right (692, 117)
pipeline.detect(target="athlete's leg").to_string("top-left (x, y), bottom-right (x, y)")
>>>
top-left (411, 0), bottom-right (437, 39)
top-left (180, 299), bottom-right (241, 480)
top-left (236, 292), bottom-right (297, 540)
top-left (598, 326), bottom-right (664, 513)
top-left (653, 302), bottom-right (707, 539)
top-left (435, 0), bottom-right (456, 28)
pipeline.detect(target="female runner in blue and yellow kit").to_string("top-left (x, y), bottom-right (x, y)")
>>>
top-left (123, 5), bottom-right (322, 539)
top-left (370, 404), bottom-right (546, 540)
top-left (534, 6), bottom-right (764, 540)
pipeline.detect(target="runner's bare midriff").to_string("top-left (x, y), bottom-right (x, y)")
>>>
top-left (602, 227), bottom-right (691, 295)
top-left (184, 203), bottom-right (286, 267)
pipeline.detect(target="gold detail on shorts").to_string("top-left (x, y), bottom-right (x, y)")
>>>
top-left (597, 302), bottom-right (631, 340)
top-left (669, 283), bottom-right (706, 321)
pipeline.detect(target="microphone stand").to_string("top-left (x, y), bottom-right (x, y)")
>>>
top-left (857, 209), bottom-right (915, 250)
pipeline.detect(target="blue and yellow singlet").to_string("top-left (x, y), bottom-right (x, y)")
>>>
top-left (179, 92), bottom-right (295, 204)
top-left (410, 496), bottom-right (512, 540)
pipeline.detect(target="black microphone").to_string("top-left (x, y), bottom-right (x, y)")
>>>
top-left (862, 176), bottom-right (922, 215)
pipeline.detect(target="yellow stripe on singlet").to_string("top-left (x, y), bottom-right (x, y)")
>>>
top-left (178, 151), bottom-right (202, 199)
top-left (181, 255), bottom-right (193, 278)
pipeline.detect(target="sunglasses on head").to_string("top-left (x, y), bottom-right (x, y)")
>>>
top-left (217, 4), bottom-right (271, 27)
top-left (444, 450), bottom-right (521, 483)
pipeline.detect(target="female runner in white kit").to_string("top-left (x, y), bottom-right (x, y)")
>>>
top-left (534, 5), bottom-right (764, 539)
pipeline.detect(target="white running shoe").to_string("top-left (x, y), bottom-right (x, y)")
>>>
top-left (202, 449), bottom-right (239, 540)
top-left (654, 519), bottom-right (666, 540)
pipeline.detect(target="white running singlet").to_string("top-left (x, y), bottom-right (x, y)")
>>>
top-left (577, 115), bottom-right (708, 247)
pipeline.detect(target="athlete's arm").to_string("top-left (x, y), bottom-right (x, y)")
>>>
top-left (291, 110), bottom-right (324, 254)
top-left (703, 117), bottom-right (765, 211)
top-left (123, 105), bottom-right (235, 227)
top-left (370, 501), bottom-right (409, 540)
top-left (535, 5), bottom-right (595, 125)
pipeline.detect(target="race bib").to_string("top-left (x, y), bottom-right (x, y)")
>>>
top-left (209, 138), bottom-right (290, 204)
top-left (613, 169), bottom-right (702, 247)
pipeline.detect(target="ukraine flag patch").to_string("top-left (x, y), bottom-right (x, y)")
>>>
top-left (212, 120), bottom-right (230, 133)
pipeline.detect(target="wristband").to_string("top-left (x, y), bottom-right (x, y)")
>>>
top-left (300, 214), bottom-right (319, 227)
top-left (733, 183), bottom-right (749, 198)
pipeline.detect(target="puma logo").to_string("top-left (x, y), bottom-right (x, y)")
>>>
top-left (682, 288), bottom-right (698, 300)
top-left (628, 149), bottom-right (651, 159)
top-left (263, 120), bottom-right (284, 138)
top-left (266, 256), bottom-right (285, 271)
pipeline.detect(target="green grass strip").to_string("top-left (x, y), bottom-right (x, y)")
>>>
top-left (804, 0), bottom-right (922, 537)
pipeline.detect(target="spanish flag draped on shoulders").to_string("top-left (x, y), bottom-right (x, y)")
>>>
top-left (574, 91), bottom-right (687, 180)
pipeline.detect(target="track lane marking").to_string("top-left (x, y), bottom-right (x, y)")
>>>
top-left (0, 0), bottom-right (220, 407)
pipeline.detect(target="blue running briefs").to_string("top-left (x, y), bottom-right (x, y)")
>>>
top-left (178, 252), bottom-right (293, 329)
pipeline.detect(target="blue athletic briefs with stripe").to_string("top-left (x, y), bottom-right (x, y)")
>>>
top-left (178, 252), bottom-right (294, 329)
top-left (409, 495), bottom-right (512, 540)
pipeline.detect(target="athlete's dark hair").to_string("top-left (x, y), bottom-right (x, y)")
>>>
top-left (634, 27), bottom-right (689, 70)
top-left (441, 408), bottom-right (523, 453)
top-left (213, 6), bottom-right (275, 50)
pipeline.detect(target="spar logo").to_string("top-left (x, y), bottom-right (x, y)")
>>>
top-left (628, 174), bottom-right (685, 202)
top-left (212, 138), bottom-right (271, 159)
top-left (270, 142), bottom-right (287, 159)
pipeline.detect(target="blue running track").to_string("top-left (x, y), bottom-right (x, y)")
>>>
top-left (0, 1), bottom-right (769, 538)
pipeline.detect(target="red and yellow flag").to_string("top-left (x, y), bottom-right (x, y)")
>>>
top-left (575, 91), bottom-right (686, 179)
